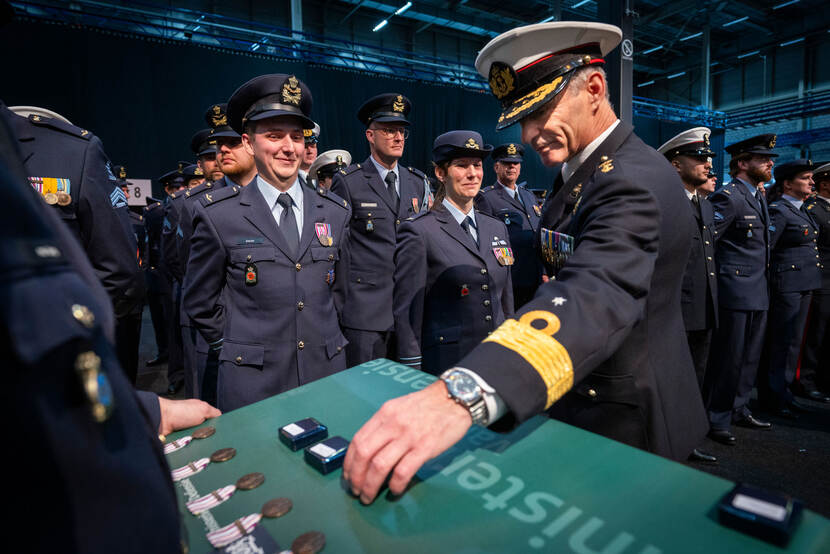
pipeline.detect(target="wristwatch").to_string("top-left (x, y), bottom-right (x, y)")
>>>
top-left (440, 369), bottom-right (489, 426)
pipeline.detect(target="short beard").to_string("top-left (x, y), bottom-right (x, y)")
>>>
top-left (747, 165), bottom-right (771, 183)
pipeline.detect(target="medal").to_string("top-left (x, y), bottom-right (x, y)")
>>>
top-left (747, 229), bottom-right (753, 238)
top-left (75, 351), bottom-right (114, 423)
top-left (534, 204), bottom-right (541, 216)
top-left (245, 264), bottom-right (258, 285)
top-left (57, 192), bottom-right (72, 206)
top-left (540, 228), bottom-right (574, 271)
top-left (44, 192), bottom-right (58, 205)
top-left (315, 222), bottom-right (333, 246)
top-left (412, 197), bottom-right (419, 212)
top-left (366, 220), bottom-right (374, 232)
top-left (493, 247), bottom-right (514, 266)
top-left (504, 215), bottom-right (511, 225)
top-left (460, 284), bottom-right (470, 297)
top-left (326, 268), bottom-right (335, 285)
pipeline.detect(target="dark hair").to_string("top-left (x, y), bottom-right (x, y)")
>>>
top-left (431, 161), bottom-right (449, 208)
top-left (728, 154), bottom-right (750, 177)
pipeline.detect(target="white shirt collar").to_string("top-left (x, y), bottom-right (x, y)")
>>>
top-left (256, 174), bottom-right (303, 211)
top-left (781, 194), bottom-right (804, 210)
top-left (442, 198), bottom-right (476, 227)
top-left (369, 155), bottom-right (399, 184)
top-left (684, 188), bottom-right (696, 201)
top-left (497, 180), bottom-right (518, 199)
top-left (819, 195), bottom-right (830, 204)
top-left (561, 119), bottom-right (620, 184)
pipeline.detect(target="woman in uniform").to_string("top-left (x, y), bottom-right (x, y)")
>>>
top-left (394, 130), bottom-right (514, 375)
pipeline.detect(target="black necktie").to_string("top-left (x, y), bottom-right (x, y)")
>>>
top-left (277, 193), bottom-right (299, 256)
top-left (385, 171), bottom-right (399, 210)
top-left (460, 216), bottom-right (478, 247)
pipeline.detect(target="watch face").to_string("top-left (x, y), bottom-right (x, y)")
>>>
top-left (447, 373), bottom-right (480, 404)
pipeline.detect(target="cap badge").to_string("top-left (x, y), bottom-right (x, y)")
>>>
top-left (507, 143), bottom-right (517, 155)
top-left (303, 128), bottom-right (313, 138)
top-left (393, 95), bottom-right (405, 113)
top-left (195, 167), bottom-right (204, 176)
top-left (488, 62), bottom-right (516, 100)
top-left (119, 167), bottom-right (127, 179)
top-left (336, 155), bottom-right (343, 164)
top-left (466, 138), bottom-right (481, 149)
top-left (769, 136), bottom-right (777, 148)
top-left (282, 75), bottom-right (302, 106)
top-left (210, 105), bottom-right (228, 127)
top-left (177, 162), bottom-right (186, 173)
top-left (703, 133), bottom-right (710, 147)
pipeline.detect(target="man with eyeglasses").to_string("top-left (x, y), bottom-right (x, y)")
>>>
top-left (330, 93), bottom-right (430, 366)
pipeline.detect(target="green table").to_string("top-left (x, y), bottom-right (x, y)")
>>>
top-left (167, 359), bottom-right (830, 553)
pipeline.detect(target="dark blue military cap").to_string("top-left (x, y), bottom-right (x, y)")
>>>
top-left (814, 162), bottom-right (830, 180)
top-left (725, 134), bottom-right (779, 158)
top-left (158, 160), bottom-right (192, 185)
top-left (112, 164), bottom-right (129, 186)
top-left (773, 159), bottom-right (814, 182)
top-left (432, 130), bottom-right (493, 164)
top-left (205, 102), bottom-right (240, 139)
top-left (492, 142), bottom-right (525, 163)
top-left (190, 128), bottom-right (216, 157)
top-left (227, 74), bottom-right (314, 133)
top-left (357, 93), bottom-right (412, 126)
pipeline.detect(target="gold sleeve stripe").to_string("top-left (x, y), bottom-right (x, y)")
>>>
top-left (482, 310), bottom-right (573, 408)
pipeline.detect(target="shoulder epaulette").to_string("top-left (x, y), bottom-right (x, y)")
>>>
top-left (317, 186), bottom-right (349, 209)
top-left (340, 163), bottom-right (362, 177)
top-left (201, 184), bottom-right (240, 207)
top-left (406, 166), bottom-right (428, 180)
top-left (807, 203), bottom-right (814, 210)
top-left (27, 114), bottom-right (92, 141)
top-left (480, 184), bottom-right (497, 194)
top-left (407, 210), bottom-right (430, 223)
top-left (769, 202), bottom-right (779, 208)
top-left (144, 202), bottom-right (161, 212)
top-left (185, 181), bottom-right (212, 199)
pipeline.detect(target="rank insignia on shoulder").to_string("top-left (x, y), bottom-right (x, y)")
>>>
top-left (714, 211), bottom-right (724, 220)
top-left (598, 159), bottom-right (614, 173)
top-left (205, 193), bottom-right (213, 203)
top-left (769, 225), bottom-right (776, 232)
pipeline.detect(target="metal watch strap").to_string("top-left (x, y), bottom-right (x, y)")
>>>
top-left (467, 397), bottom-right (488, 426)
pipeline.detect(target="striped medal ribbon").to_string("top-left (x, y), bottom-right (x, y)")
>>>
top-left (206, 513), bottom-right (262, 548)
top-left (170, 457), bottom-right (210, 482)
top-left (186, 485), bottom-right (236, 515)
top-left (163, 435), bottom-right (192, 454)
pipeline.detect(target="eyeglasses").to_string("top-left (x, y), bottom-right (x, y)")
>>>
top-left (373, 127), bottom-right (410, 139)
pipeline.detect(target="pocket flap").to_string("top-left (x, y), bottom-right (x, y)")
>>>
top-left (229, 247), bottom-right (278, 264)
top-left (311, 247), bottom-right (339, 262)
top-left (219, 341), bottom-right (265, 368)
top-left (776, 263), bottom-right (800, 273)
top-left (575, 373), bottom-right (640, 406)
top-left (352, 270), bottom-right (377, 285)
top-left (719, 264), bottom-right (749, 276)
top-left (424, 326), bottom-right (461, 348)
top-left (354, 208), bottom-right (386, 220)
top-left (325, 333), bottom-right (348, 360)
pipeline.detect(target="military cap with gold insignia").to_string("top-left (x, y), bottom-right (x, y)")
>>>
top-left (432, 130), bottom-right (493, 164)
top-left (475, 22), bottom-right (622, 130)
top-left (111, 165), bottom-right (129, 186)
top-left (725, 134), bottom-right (779, 158)
top-left (357, 93), bottom-right (412, 126)
top-left (190, 128), bottom-right (217, 157)
top-left (492, 143), bottom-right (525, 163)
top-left (158, 160), bottom-right (193, 186)
top-left (657, 127), bottom-right (716, 160)
top-left (227, 74), bottom-right (315, 133)
top-left (204, 102), bottom-right (240, 139)
top-left (308, 149), bottom-right (351, 182)
top-left (773, 159), bottom-right (814, 182)
top-left (303, 122), bottom-right (321, 144)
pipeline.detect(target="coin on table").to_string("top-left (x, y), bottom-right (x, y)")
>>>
top-left (210, 447), bottom-right (236, 463)
top-left (291, 531), bottom-right (325, 554)
top-left (235, 472), bottom-right (265, 490)
top-left (44, 192), bottom-right (58, 205)
top-left (192, 426), bottom-right (216, 439)
top-left (57, 192), bottom-right (72, 206)
top-left (261, 497), bottom-right (292, 519)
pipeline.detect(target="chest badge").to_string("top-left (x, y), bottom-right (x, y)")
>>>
top-left (460, 284), bottom-right (470, 297)
top-left (326, 268), bottom-right (335, 286)
top-left (412, 197), bottom-right (419, 213)
top-left (245, 263), bottom-right (258, 285)
top-left (534, 204), bottom-right (541, 216)
top-left (366, 219), bottom-right (374, 232)
top-left (315, 222), bottom-right (333, 246)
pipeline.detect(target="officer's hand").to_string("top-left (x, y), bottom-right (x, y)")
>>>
top-left (158, 397), bottom-right (222, 436)
top-left (342, 381), bottom-right (471, 504)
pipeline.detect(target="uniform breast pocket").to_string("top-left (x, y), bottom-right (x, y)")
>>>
top-left (733, 220), bottom-right (759, 239)
top-left (219, 340), bottom-right (265, 370)
top-left (229, 246), bottom-right (278, 266)
top-left (423, 326), bottom-right (461, 348)
top-left (353, 208), bottom-right (385, 233)
top-left (497, 209), bottom-right (522, 226)
top-left (720, 264), bottom-right (751, 277)
top-left (310, 247), bottom-right (339, 263)
top-left (228, 247), bottom-right (278, 286)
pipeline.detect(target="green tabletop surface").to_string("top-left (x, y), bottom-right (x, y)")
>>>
top-left (167, 359), bottom-right (830, 553)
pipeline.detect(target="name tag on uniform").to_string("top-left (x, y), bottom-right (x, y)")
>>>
top-left (360, 202), bottom-right (378, 208)
top-left (238, 237), bottom-right (264, 245)
top-left (540, 227), bottom-right (574, 271)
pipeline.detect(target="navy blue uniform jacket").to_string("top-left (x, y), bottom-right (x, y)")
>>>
top-left (709, 180), bottom-right (770, 311)
top-left (9, 108), bottom-right (145, 319)
top-left (394, 204), bottom-right (514, 374)
top-left (0, 106), bottom-right (179, 552)
top-left (682, 195), bottom-right (719, 331)
top-left (330, 158), bottom-right (428, 332)
top-left (806, 196), bottom-right (830, 290)
top-left (768, 198), bottom-right (821, 292)
top-left (183, 179), bottom-right (351, 411)
top-left (458, 122), bottom-right (708, 461)
top-left (475, 183), bottom-right (544, 292)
